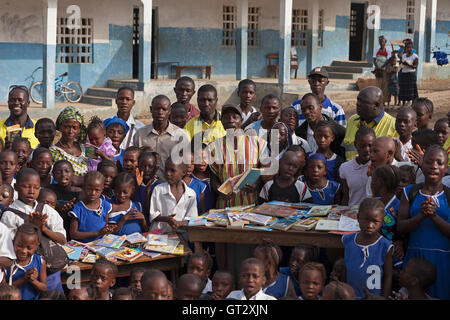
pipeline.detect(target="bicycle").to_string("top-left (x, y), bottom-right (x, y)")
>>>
top-left (27, 67), bottom-right (83, 104)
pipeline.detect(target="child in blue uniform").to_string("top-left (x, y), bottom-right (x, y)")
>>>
top-left (342, 198), bottom-right (393, 299)
top-left (183, 152), bottom-right (206, 214)
top-left (108, 172), bottom-right (147, 236)
top-left (7, 223), bottom-right (47, 300)
top-left (98, 160), bottom-right (118, 203)
top-left (301, 153), bottom-right (342, 205)
top-left (69, 171), bottom-right (114, 243)
top-left (398, 146), bottom-right (450, 300)
top-left (254, 239), bottom-right (297, 299)
top-left (133, 151), bottom-right (161, 216)
top-left (192, 143), bottom-right (216, 212)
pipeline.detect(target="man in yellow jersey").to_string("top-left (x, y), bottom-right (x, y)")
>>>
top-left (343, 86), bottom-right (398, 161)
top-left (0, 86), bottom-right (39, 149)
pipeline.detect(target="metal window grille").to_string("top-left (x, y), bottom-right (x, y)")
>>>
top-left (406, 0), bottom-right (415, 34)
top-left (248, 7), bottom-right (260, 46)
top-left (56, 17), bottom-right (93, 64)
top-left (292, 9), bottom-right (308, 47)
top-left (317, 9), bottom-right (324, 47)
top-left (350, 9), bottom-right (357, 38)
top-left (222, 5), bottom-right (236, 46)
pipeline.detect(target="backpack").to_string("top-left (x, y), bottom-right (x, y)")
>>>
top-left (407, 183), bottom-right (450, 207)
top-left (4, 203), bottom-right (69, 274)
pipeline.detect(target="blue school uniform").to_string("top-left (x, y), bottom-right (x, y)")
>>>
top-left (187, 176), bottom-right (207, 214)
top-left (403, 185), bottom-right (450, 300)
top-left (342, 233), bottom-right (393, 299)
top-left (300, 176), bottom-right (340, 205)
top-left (133, 178), bottom-right (162, 211)
top-left (113, 149), bottom-right (125, 168)
top-left (263, 272), bottom-right (290, 299)
top-left (192, 174), bottom-right (216, 212)
top-left (108, 201), bottom-right (143, 236)
top-left (280, 267), bottom-right (301, 296)
top-left (101, 193), bottom-right (115, 203)
top-left (7, 254), bottom-right (43, 300)
top-left (379, 196), bottom-right (400, 242)
top-left (69, 198), bottom-right (112, 243)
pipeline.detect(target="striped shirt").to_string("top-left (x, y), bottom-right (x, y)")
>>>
top-left (292, 95), bottom-right (347, 128)
top-left (208, 133), bottom-right (268, 209)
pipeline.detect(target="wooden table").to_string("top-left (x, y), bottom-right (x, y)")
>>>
top-left (175, 65), bottom-right (212, 79)
top-left (152, 61), bottom-right (179, 79)
top-left (185, 226), bottom-right (343, 252)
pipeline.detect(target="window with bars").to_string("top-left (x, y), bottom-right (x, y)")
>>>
top-left (317, 9), bottom-right (324, 47)
top-left (222, 5), bottom-right (236, 46)
top-left (406, 0), bottom-right (415, 34)
top-left (248, 7), bottom-right (260, 46)
top-left (350, 9), bottom-right (357, 38)
top-left (56, 17), bottom-right (93, 64)
top-left (292, 9), bottom-right (308, 47)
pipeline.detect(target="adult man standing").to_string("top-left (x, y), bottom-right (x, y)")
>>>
top-left (343, 86), bottom-right (398, 161)
top-left (292, 67), bottom-right (347, 128)
top-left (133, 95), bottom-right (189, 180)
top-left (0, 86), bottom-right (39, 149)
top-left (115, 87), bottom-right (144, 149)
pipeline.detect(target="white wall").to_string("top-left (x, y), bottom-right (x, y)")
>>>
top-left (0, 1), bottom-right (43, 42)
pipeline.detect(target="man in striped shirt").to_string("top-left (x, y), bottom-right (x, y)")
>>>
top-left (291, 67), bottom-right (347, 128)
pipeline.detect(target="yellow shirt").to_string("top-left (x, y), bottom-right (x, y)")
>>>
top-left (184, 111), bottom-right (226, 144)
top-left (343, 111), bottom-right (398, 161)
top-left (444, 136), bottom-right (450, 167)
top-left (0, 116), bottom-right (39, 149)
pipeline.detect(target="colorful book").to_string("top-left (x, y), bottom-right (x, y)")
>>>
top-left (188, 216), bottom-right (208, 226)
top-left (66, 246), bottom-right (84, 261)
top-left (338, 214), bottom-right (360, 232)
top-left (62, 245), bottom-right (75, 255)
top-left (328, 205), bottom-right (359, 219)
top-left (266, 201), bottom-right (314, 211)
top-left (203, 211), bottom-right (229, 226)
top-left (146, 234), bottom-right (169, 246)
top-left (226, 212), bottom-right (248, 227)
top-left (6, 125), bottom-right (22, 142)
top-left (143, 237), bottom-right (180, 254)
top-left (250, 203), bottom-right (307, 218)
top-left (126, 232), bottom-right (147, 245)
top-left (241, 212), bottom-right (278, 226)
top-left (139, 248), bottom-right (162, 259)
top-left (217, 174), bottom-right (242, 195)
top-left (291, 218), bottom-right (318, 231)
top-left (244, 225), bottom-right (273, 231)
top-left (115, 247), bottom-right (144, 262)
top-left (308, 205), bottom-right (333, 217)
top-left (270, 214), bottom-right (304, 231)
top-left (81, 253), bottom-right (97, 264)
top-left (172, 243), bottom-right (185, 255)
top-left (95, 234), bottom-right (127, 249)
top-left (91, 245), bottom-right (120, 259)
top-left (233, 168), bottom-right (263, 191)
top-left (315, 219), bottom-right (339, 231)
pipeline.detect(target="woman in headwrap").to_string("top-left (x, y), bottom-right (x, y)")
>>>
top-left (49, 106), bottom-right (88, 176)
top-left (103, 115), bottom-right (130, 168)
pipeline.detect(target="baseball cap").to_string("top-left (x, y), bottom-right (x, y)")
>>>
top-left (308, 67), bottom-right (328, 78)
top-left (221, 104), bottom-right (243, 117)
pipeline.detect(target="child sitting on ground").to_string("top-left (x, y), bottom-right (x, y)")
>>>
top-left (169, 102), bottom-right (189, 129)
top-left (226, 257), bottom-right (277, 300)
top-left (30, 147), bottom-right (53, 188)
top-left (396, 257), bottom-right (437, 300)
top-left (343, 198), bottom-right (393, 299)
top-left (34, 118), bottom-right (56, 150)
top-left (139, 269), bottom-right (170, 300)
top-left (97, 160), bottom-right (118, 203)
top-left (86, 116), bottom-right (116, 171)
top-left (37, 188), bottom-right (57, 210)
top-left (11, 138), bottom-right (31, 171)
top-left (297, 262), bottom-right (326, 300)
top-left (186, 250), bottom-right (213, 295)
top-left (210, 270), bottom-right (234, 300)
top-left (412, 97), bottom-right (433, 131)
top-left (176, 273), bottom-right (204, 300)
top-left (69, 171), bottom-right (114, 243)
top-left (434, 118), bottom-right (449, 147)
top-left (89, 259), bottom-right (117, 300)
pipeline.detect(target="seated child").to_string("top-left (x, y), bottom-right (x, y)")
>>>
top-left (104, 116), bottom-right (130, 168)
top-left (210, 270), bottom-right (234, 300)
top-left (259, 150), bottom-right (312, 204)
top-left (149, 157), bottom-right (198, 234)
top-left (339, 126), bottom-right (375, 206)
top-left (134, 151), bottom-right (161, 215)
top-left (37, 188), bottom-right (57, 210)
top-left (112, 287), bottom-right (133, 300)
top-left (128, 267), bottom-right (145, 298)
top-left (0, 151), bottom-right (19, 191)
top-left (97, 160), bottom-right (118, 202)
top-left (108, 172), bottom-right (147, 235)
top-left (191, 143), bottom-right (215, 212)
top-left (0, 283), bottom-right (21, 300)
top-left (140, 269), bottom-right (170, 300)
top-left (301, 153), bottom-right (341, 205)
top-left (412, 97), bottom-right (433, 131)
top-left (7, 223), bottom-right (47, 300)
top-left (30, 147), bottom-right (53, 188)
top-left (226, 257), bottom-right (277, 300)
top-left (280, 244), bottom-right (319, 296)
top-left (297, 262), bottom-right (326, 300)
top-left (69, 171), bottom-right (114, 243)
top-left (186, 250), bottom-right (213, 294)
top-left (11, 138), bottom-right (31, 171)
top-left (176, 273), bottom-right (204, 300)
top-left (169, 102), bottom-right (189, 129)
top-left (86, 116), bottom-right (116, 171)
top-left (67, 283), bottom-right (94, 300)
top-left (330, 258), bottom-right (346, 282)
top-left (89, 259), bottom-right (117, 300)
top-left (254, 239), bottom-right (297, 299)
top-left (397, 257), bottom-right (437, 300)
top-left (342, 198), bottom-right (393, 299)
top-left (320, 281), bottom-right (356, 300)
top-left (183, 152), bottom-right (206, 214)
top-left (34, 118), bottom-right (56, 149)
top-left (312, 120), bottom-right (345, 182)
top-left (434, 118), bottom-right (449, 147)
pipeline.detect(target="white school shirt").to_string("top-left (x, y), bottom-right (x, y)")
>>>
top-left (239, 105), bottom-right (258, 124)
top-left (292, 133), bottom-right (312, 153)
top-left (0, 199), bottom-right (66, 238)
top-left (0, 222), bottom-right (16, 260)
top-left (395, 137), bottom-right (413, 163)
top-left (227, 289), bottom-right (277, 300)
top-left (306, 126), bottom-right (318, 154)
top-left (119, 114), bottom-right (145, 149)
top-left (149, 182), bottom-right (198, 234)
top-left (339, 158), bottom-right (370, 206)
top-left (202, 278), bottom-right (212, 294)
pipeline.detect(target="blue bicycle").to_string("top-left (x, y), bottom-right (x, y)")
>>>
top-left (28, 67), bottom-right (83, 104)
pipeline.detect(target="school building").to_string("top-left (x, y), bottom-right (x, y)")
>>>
top-left (0, 0), bottom-right (449, 109)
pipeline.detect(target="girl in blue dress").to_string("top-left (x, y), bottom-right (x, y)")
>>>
top-left (342, 198), bottom-right (393, 299)
top-left (301, 153), bottom-right (342, 205)
top-left (69, 171), bottom-right (114, 243)
top-left (183, 152), bottom-right (206, 214)
top-left (398, 146), bottom-right (450, 300)
top-left (7, 223), bottom-right (47, 300)
top-left (108, 172), bottom-right (148, 236)
top-left (98, 160), bottom-right (118, 203)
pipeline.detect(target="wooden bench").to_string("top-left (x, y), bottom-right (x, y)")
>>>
top-left (175, 65), bottom-right (213, 79)
top-left (267, 53), bottom-right (298, 79)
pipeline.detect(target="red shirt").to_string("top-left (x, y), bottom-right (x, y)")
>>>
top-left (187, 104), bottom-right (200, 121)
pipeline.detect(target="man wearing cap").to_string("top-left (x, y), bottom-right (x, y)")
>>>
top-left (291, 67), bottom-right (347, 128)
top-left (0, 86), bottom-right (39, 149)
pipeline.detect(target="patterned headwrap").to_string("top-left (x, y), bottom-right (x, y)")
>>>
top-left (103, 116), bottom-right (130, 134)
top-left (55, 106), bottom-right (87, 144)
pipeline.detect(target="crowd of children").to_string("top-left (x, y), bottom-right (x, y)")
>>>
top-left (0, 76), bottom-right (448, 301)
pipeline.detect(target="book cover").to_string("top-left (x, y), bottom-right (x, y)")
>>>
top-left (226, 212), bottom-right (249, 227)
top-left (62, 245), bottom-right (75, 255)
top-left (266, 201), bottom-right (314, 211)
top-left (308, 205), bottom-right (333, 217)
top-left (82, 253), bottom-right (97, 264)
top-left (338, 215), bottom-right (360, 232)
top-left (139, 248), bottom-right (162, 259)
top-left (188, 216), bottom-right (208, 227)
top-left (84, 143), bottom-right (99, 159)
top-left (115, 248), bottom-right (143, 262)
top-left (126, 232), bottom-right (147, 244)
top-left (315, 219), bottom-right (339, 231)
top-left (172, 243), bottom-right (185, 255)
top-left (233, 168), bottom-right (263, 191)
top-left (95, 234), bottom-right (127, 249)
top-left (244, 225), bottom-right (273, 231)
top-left (203, 212), bottom-right (229, 225)
top-left (250, 203), bottom-right (308, 218)
top-left (146, 234), bottom-right (169, 246)
top-left (6, 125), bottom-right (22, 142)
top-left (218, 174), bottom-right (243, 195)
top-left (270, 214), bottom-right (304, 231)
top-left (143, 237), bottom-right (180, 254)
top-left (291, 218), bottom-right (318, 231)
top-left (66, 246), bottom-right (84, 261)
top-left (92, 245), bottom-right (120, 257)
top-left (241, 212), bottom-right (278, 226)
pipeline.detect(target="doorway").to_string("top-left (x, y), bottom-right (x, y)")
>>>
top-left (349, 3), bottom-right (366, 61)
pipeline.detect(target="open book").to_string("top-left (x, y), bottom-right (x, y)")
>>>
top-left (218, 168), bottom-right (263, 195)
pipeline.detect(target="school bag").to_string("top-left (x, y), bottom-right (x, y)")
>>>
top-left (4, 203), bottom-right (69, 274)
top-left (407, 183), bottom-right (450, 207)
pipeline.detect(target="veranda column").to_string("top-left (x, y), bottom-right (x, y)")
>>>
top-left (236, 0), bottom-right (248, 80)
top-left (425, 0), bottom-right (437, 62)
top-left (414, 0), bottom-right (427, 81)
top-left (279, 0), bottom-right (293, 88)
top-left (42, 0), bottom-right (57, 108)
top-left (139, 0), bottom-right (152, 89)
top-left (307, 0), bottom-right (319, 71)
